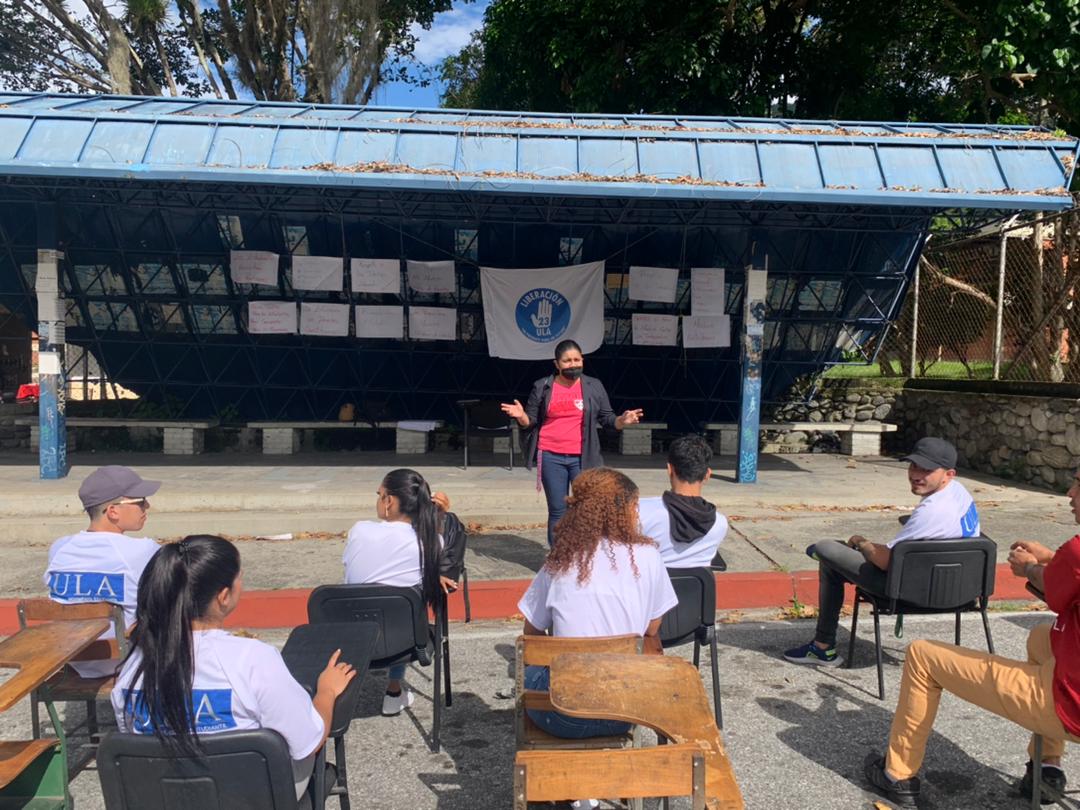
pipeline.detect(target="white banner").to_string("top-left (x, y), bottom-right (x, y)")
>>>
top-left (479, 261), bottom-right (605, 359)
top-left (691, 267), bottom-right (726, 316)
top-left (351, 258), bottom-right (400, 294)
top-left (632, 313), bottom-right (678, 346)
top-left (629, 265), bottom-right (678, 303)
top-left (300, 302), bottom-right (349, 336)
top-left (292, 256), bottom-right (342, 291)
top-left (407, 260), bottom-right (456, 294)
top-left (354, 305), bottom-right (404, 338)
top-left (682, 315), bottom-right (731, 348)
top-left (409, 306), bottom-right (457, 341)
top-left (230, 250), bottom-right (279, 286)
top-left (248, 301), bottom-right (297, 334)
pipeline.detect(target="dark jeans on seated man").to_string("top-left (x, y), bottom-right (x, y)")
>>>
top-left (815, 539), bottom-right (887, 647)
top-left (784, 539), bottom-right (888, 665)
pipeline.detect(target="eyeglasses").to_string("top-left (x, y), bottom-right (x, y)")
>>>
top-left (112, 498), bottom-right (150, 510)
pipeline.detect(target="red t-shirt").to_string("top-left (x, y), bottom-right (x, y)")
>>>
top-left (1044, 535), bottom-right (1080, 736)
top-left (538, 379), bottom-right (584, 455)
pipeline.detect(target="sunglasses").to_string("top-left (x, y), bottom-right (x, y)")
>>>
top-left (113, 497), bottom-right (150, 510)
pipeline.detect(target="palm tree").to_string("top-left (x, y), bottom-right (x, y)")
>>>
top-left (125, 0), bottom-right (178, 95)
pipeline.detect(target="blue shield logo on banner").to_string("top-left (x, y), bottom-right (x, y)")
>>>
top-left (516, 288), bottom-right (570, 343)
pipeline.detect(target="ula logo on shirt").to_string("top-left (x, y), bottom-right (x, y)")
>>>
top-left (516, 288), bottom-right (570, 343)
top-left (126, 688), bottom-right (237, 734)
top-left (48, 571), bottom-right (124, 602)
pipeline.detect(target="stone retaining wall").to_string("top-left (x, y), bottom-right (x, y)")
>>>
top-left (765, 379), bottom-right (901, 453)
top-left (892, 389), bottom-right (1080, 491)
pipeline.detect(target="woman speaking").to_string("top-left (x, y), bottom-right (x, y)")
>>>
top-left (501, 339), bottom-right (643, 546)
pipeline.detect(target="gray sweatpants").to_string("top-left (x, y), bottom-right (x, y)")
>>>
top-left (813, 539), bottom-right (888, 648)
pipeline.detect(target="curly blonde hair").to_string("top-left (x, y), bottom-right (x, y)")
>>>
top-left (546, 467), bottom-right (654, 585)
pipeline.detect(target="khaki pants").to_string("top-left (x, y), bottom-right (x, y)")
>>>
top-left (886, 623), bottom-right (1080, 780)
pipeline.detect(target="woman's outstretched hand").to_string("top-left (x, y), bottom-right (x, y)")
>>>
top-left (501, 399), bottom-right (525, 420)
top-left (619, 408), bottom-right (644, 426)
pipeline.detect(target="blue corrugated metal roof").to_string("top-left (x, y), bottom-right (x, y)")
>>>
top-left (0, 92), bottom-right (1076, 210)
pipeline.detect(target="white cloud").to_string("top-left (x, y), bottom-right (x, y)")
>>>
top-left (407, 2), bottom-right (487, 64)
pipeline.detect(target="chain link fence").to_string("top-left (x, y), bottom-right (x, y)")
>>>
top-left (874, 198), bottom-right (1080, 382)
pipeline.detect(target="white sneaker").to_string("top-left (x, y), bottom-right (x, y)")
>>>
top-left (570, 801), bottom-right (599, 809)
top-left (381, 689), bottom-right (415, 716)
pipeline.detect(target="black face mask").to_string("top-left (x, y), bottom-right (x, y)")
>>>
top-left (560, 367), bottom-right (583, 381)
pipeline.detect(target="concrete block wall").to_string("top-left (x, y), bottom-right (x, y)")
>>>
top-left (163, 427), bottom-right (204, 455)
top-left (262, 428), bottom-right (299, 455)
top-left (396, 429), bottom-right (429, 454)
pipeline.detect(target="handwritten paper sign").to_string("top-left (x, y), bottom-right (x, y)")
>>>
top-left (354, 305), bottom-right (404, 338)
top-left (682, 315), bottom-right (731, 348)
top-left (691, 267), bottom-right (726, 316)
top-left (632, 313), bottom-right (678, 346)
top-left (291, 256), bottom-right (343, 292)
top-left (407, 260), bottom-right (456, 294)
top-left (408, 306), bottom-right (457, 341)
top-left (351, 258), bottom-right (400, 294)
top-left (629, 265), bottom-right (679, 303)
top-left (247, 301), bottom-right (297, 334)
top-left (230, 250), bottom-right (279, 286)
top-left (300, 302), bottom-right (349, 336)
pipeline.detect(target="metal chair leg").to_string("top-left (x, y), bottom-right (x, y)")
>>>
top-left (87, 699), bottom-right (98, 739)
top-left (709, 629), bottom-right (723, 730)
top-left (30, 692), bottom-right (41, 739)
top-left (334, 734), bottom-right (351, 810)
top-left (981, 601), bottom-right (995, 654)
top-left (846, 593), bottom-right (861, 669)
top-left (873, 607), bottom-right (885, 700)
top-left (462, 567), bottom-right (472, 624)
top-left (463, 412), bottom-right (469, 470)
top-left (442, 601), bottom-right (453, 708)
top-left (955, 610), bottom-right (962, 646)
top-left (692, 637), bottom-right (701, 668)
top-left (1032, 734), bottom-right (1043, 810)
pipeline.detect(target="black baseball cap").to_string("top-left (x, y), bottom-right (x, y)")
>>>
top-left (901, 437), bottom-right (957, 471)
top-left (78, 465), bottom-right (161, 510)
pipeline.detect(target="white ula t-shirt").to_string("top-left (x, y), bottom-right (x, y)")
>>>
top-left (111, 629), bottom-right (324, 761)
top-left (887, 479), bottom-right (981, 549)
top-left (343, 520), bottom-right (441, 587)
top-left (638, 496), bottom-right (728, 569)
top-left (518, 540), bottom-right (678, 637)
top-left (44, 530), bottom-right (160, 678)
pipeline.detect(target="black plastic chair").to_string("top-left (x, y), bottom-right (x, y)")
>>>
top-left (307, 584), bottom-right (451, 752)
top-left (658, 567), bottom-right (723, 729)
top-left (98, 728), bottom-right (311, 810)
top-left (458, 399), bottom-right (515, 470)
top-left (846, 537), bottom-right (997, 700)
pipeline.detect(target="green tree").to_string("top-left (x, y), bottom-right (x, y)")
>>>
top-left (441, 0), bottom-right (1080, 129)
top-left (0, 0), bottom-right (459, 104)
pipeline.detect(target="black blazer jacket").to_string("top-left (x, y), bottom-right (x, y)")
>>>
top-left (520, 373), bottom-right (618, 470)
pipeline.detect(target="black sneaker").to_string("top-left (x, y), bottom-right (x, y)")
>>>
top-left (1020, 760), bottom-right (1067, 804)
top-left (864, 752), bottom-right (920, 807)
top-left (709, 551), bottom-right (727, 572)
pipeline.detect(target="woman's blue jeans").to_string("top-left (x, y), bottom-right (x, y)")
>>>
top-left (524, 665), bottom-right (631, 739)
top-left (539, 451), bottom-right (582, 547)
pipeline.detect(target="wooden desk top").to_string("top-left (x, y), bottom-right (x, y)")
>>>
top-left (0, 619), bottom-right (110, 712)
top-left (549, 652), bottom-right (744, 810)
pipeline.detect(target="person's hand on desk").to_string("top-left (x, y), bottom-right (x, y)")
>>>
top-left (316, 649), bottom-right (356, 699)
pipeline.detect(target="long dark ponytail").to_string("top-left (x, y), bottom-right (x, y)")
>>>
top-left (382, 468), bottom-right (440, 607)
top-left (122, 534), bottom-right (240, 755)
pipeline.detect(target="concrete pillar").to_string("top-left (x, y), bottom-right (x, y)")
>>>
top-left (164, 427), bottom-right (204, 455)
top-left (396, 428), bottom-right (429, 454)
top-left (262, 428), bottom-right (299, 454)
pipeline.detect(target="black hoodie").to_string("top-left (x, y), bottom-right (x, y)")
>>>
top-left (661, 491), bottom-right (718, 544)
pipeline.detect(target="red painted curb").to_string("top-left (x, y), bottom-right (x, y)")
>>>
top-left (0, 563), bottom-right (1039, 634)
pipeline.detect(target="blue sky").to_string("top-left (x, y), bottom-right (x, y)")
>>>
top-left (373, 0), bottom-right (489, 109)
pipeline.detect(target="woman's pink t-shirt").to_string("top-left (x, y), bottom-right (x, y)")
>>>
top-left (538, 379), bottom-right (584, 455)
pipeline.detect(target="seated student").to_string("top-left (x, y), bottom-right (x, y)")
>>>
top-left (343, 468), bottom-right (454, 717)
top-left (518, 466), bottom-right (678, 733)
top-left (112, 535), bottom-right (355, 801)
top-left (44, 465), bottom-right (162, 678)
top-left (864, 467), bottom-right (1080, 807)
top-left (784, 437), bottom-right (980, 667)
top-left (638, 434), bottom-right (728, 569)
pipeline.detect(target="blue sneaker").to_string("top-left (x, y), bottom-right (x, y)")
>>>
top-left (783, 641), bottom-right (841, 666)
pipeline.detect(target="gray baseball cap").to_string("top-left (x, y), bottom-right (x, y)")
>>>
top-left (901, 437), bottom-right (958, 471)
top-left (78, 466), bottom-right (161, 510)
